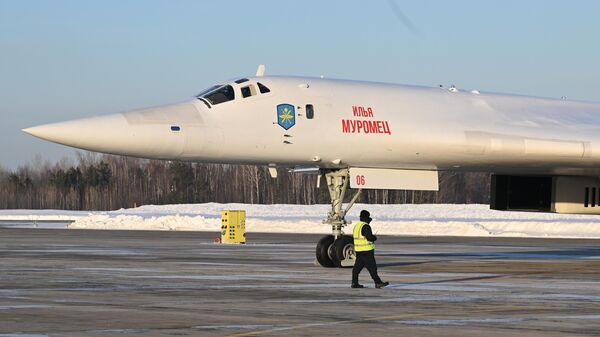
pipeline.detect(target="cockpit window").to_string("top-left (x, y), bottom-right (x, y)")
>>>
top-left (196, 85), bottom-right (220, 98)
top-left (235, 78), bottom-right (249, 84)
top-left (241, 84), bottom-right (257, 98)
top-left (203, 85), bottom-right (235, 105)
top-left (257, 82), bottom-right (271, 94)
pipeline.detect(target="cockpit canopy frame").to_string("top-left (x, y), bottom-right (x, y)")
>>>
top-left (196, 78), bottom-right (271, 108)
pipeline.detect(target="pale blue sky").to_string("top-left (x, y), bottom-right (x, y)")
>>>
top-left (2, 0), bottom-right (600, 169)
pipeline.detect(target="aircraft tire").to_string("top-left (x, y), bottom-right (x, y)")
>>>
top-left (332, 235), bottom-right (355, 268)
top-left (316, 235), bottom-right (336, 268)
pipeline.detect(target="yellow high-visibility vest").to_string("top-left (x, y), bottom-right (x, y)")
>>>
top-left (353, 221), bottom-right (375, 252)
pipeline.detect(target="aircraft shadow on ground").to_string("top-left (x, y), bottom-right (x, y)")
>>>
top-left (377, 260), bottom-right (453, 268)
top-left (384, 274), bottom-right (508, 289)
top-left (379, 247), bottom-right (600, 261)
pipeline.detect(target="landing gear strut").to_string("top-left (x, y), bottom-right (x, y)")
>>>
top-left (315, 169), bottom-right (362, 268)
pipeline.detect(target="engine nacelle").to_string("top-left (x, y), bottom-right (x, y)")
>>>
top-left (491, 175), bottom-right (600, 214)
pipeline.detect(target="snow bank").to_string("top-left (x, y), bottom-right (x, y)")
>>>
top-left (3, 203), bottom-right (600, 238)
top-left (0, 209), bottom-right (86, 222)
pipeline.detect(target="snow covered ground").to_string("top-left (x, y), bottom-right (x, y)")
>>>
top-left (0, 209), bottom-right (87, 222)
top-left (2, 203), bottom-right (600, 239)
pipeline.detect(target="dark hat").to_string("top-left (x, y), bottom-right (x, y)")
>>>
top-left (359, 210), bottom-right (372, 223)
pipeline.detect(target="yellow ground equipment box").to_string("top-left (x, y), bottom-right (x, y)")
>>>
top-left (220, 210), bottom-right (246, 244)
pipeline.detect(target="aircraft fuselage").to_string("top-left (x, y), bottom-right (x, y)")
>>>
top-left (24, 75), bottom-right (600, 176)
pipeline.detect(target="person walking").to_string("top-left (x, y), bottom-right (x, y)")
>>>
top-left (351, 210), bottom-right (389, 289)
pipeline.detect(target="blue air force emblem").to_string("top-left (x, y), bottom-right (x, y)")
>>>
top-left (277, 104), bottom-right (296, 130)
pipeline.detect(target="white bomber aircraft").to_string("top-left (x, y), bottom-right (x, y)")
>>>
top-left (24, 65), bottom-right (600, 268)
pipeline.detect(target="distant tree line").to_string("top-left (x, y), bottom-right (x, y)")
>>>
top-left (0, 153), bottom-right (490, 210)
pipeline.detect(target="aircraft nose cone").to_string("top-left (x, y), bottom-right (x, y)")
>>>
top-left (23, 102), bottom-right (199, 159)
top-left (23, 125), bottom-right (59, 139)
top-left (23, 114), bottom-right (129, 146)
top-left (23, 113), bottom-right (131, 152)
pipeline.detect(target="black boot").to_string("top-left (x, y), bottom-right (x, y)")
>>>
top-left (351, 283), bottom-right (365, 288)
top-left (375, 281), bottom-right (389, 289)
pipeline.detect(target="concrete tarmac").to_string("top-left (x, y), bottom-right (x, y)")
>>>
top-left (1, 228), bottom-right (600, 336)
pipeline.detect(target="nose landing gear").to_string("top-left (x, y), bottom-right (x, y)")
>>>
top-left (315, 169), bottom-right (362, 268)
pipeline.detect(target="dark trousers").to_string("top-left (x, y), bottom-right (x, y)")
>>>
top-left (352, 250), bottom-right (382, 284)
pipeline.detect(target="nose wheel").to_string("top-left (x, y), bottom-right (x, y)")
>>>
top-left (316, 235), bottom-right (336, 268)
top-left (315, 169), bottom-right (362, 268)
top-left (315, 234), bottom-right (356, 268)
top-left (332, 235), bottom-right (355, 267)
